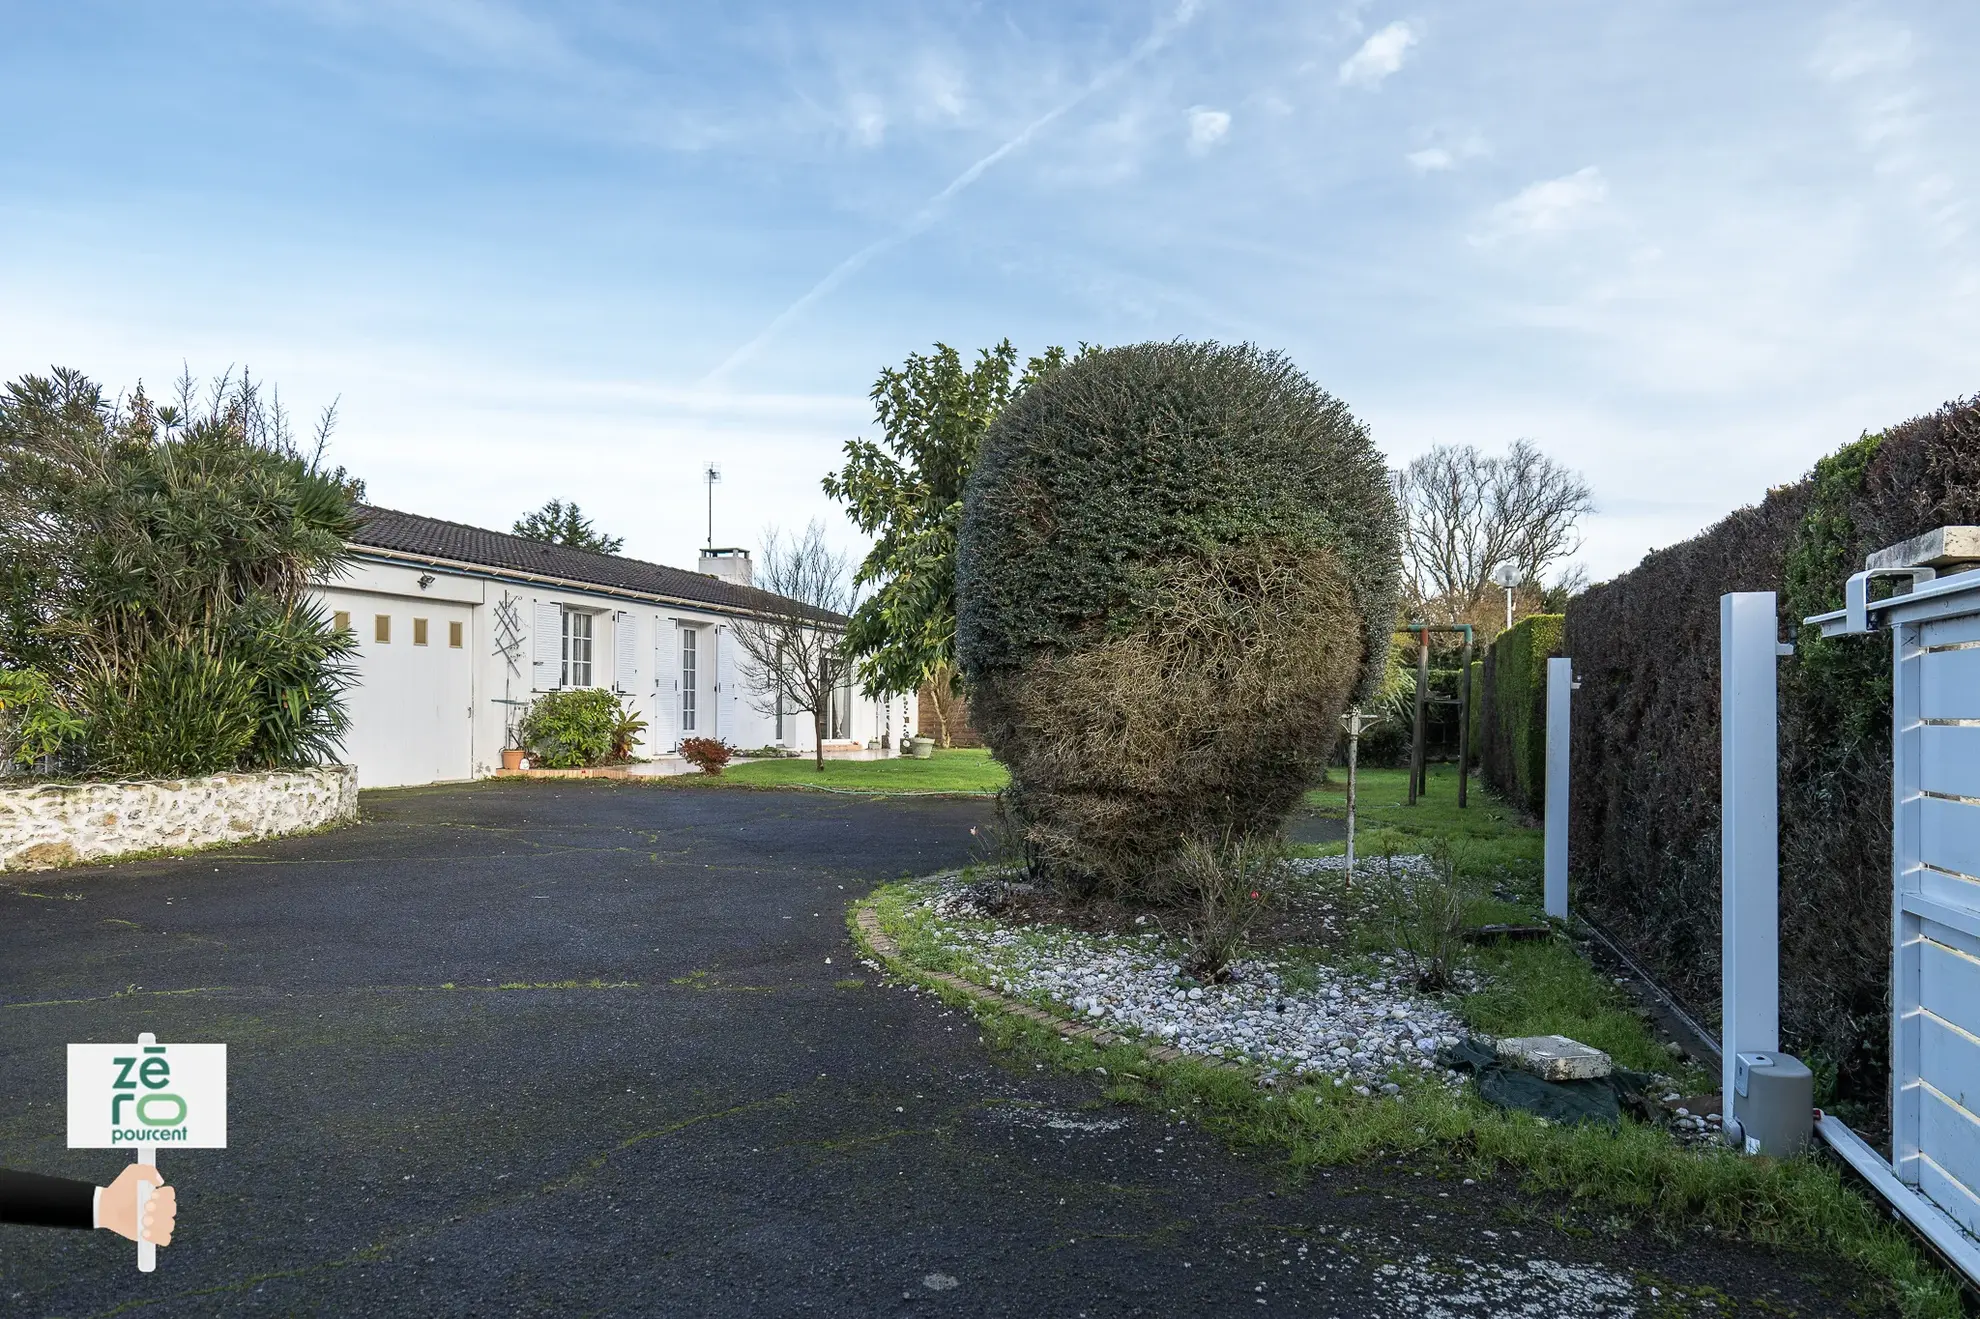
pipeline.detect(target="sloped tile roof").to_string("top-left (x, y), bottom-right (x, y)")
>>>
top-left (349, 506), bottom-right (844, 623)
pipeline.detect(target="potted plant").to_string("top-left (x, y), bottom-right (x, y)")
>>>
top-left (500, 748), bottom-right (528, 771)
top-left (910, 735), bottom-right (935, 759)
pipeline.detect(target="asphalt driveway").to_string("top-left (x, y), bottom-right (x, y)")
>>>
top-left (1, 783), bottom-right (1872, 1316)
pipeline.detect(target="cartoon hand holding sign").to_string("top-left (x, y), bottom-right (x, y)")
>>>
top-left (65, 1032), bottom-right (225, 1271)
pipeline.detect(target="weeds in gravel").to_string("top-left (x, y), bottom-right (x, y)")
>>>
top-left (1371, 841), bottom-right (1470, 993)
top-left (1166, 831), bottom-right (1285, 982)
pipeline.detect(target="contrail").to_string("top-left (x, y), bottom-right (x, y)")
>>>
top-left (701, 0), bottom-right (1203, 385)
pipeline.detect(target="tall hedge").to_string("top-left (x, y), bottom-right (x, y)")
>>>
top-left (1566, 393), bottom-right (1980, 1113)
top-left (1476, 615), bottom-right (1563, 815)
top-left (956, 341), bottom-right (1402, 894)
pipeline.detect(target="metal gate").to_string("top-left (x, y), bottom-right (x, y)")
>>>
top-left (1812, 539), bottom-right (1980, 1261)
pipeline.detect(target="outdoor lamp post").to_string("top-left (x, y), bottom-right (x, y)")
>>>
top-left (1491, 562), bottom-right (1521, 630)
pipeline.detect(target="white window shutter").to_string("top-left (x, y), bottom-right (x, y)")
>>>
top-left (533, 601), bottom-right (562, 690)
top-left (613, 612), bottom-right (637, 692)
top-left (654, 619), bottom-right (679, 750)
top-left (717, 625), bottom-right (740, 743)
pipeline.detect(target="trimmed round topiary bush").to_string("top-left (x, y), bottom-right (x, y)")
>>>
top-left (955, 341), bottom-right (1402, 896)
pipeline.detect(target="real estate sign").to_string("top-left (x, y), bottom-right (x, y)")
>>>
top-left (67, 1040), bottom-right (227, 1149)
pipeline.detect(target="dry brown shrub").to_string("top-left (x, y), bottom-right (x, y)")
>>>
top-left (978, 540), bottom-right (1360, 897)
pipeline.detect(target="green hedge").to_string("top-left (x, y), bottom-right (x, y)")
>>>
top-left (1565, 392), bottom-right (1980, 1114)
top-left (1477, 614), bottom-right (1563, 814)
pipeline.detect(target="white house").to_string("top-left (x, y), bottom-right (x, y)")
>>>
top-left (314, 507), bottom-right (913, 789)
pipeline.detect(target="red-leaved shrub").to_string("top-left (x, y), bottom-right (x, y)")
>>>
top-left (678, 737), bottom-right (732, 775)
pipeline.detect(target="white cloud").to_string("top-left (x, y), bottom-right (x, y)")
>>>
top-left (1187, 106), bottom-right (1231, 153)
top-left (1338, 20), bottom-right (1416, 88)
top-left (846, 92), bottom-right (886, 147)
top-left (1810, 14), bottom-right (1967, 247)
top-left (1407, 130), bottom-right (1488, 173)
top-left (1477, 166), bottom-right (1608, 240)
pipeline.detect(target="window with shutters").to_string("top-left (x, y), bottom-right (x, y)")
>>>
top-left (413, 617), bottom-right (429, 646)
top-left (333, 610), bottom-right (350, 634)
top-left (563, 610), bottom-right (594, 687)
top-left (680, 627), bottom-right (698, 731)
top-left (449, 620), bottom-right (463, 648)
top-left (375, 614), bottom-right (391, 644)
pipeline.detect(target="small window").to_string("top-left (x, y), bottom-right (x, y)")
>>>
top-left (374, 614), bottom-right (391, 644)
top-left (333, 610), bottom-right (350, 633)
top-left (449, 620), bottom-right (463, 648)
top-left (563, 609), bottom-right (594, 687)
top-left (680, 627), bottom-right (698, 732)
top-left (413, 618), bottom-right (429, 646)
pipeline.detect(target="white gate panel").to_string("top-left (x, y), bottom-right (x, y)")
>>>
top-left (1807, 554), bottom-right (1980, 1280)
top-left (1923, 647), bottom-right (1980, 718)
top-left (1918, 1095), bottom-right (1980, 1238)
top-left (1921, 937), bottom-right (1980, 1040)
top-left (1921, 1155), bottom-right (1980, 1242)
top-left (1926, 725), bottom-right (1980, 800)
top-left (1924, 614), bottom-right (1980, 648)
top-left (1922, 796), bottom-right (1980, 881)
top-left (1918, 1011), bottom-right (1980, 1114)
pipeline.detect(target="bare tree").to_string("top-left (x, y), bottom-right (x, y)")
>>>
top-left (726, 522), bottom-right (854, 771)
top-left (1396, 439), bottom-right (1594, 623)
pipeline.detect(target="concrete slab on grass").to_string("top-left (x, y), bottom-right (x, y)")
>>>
top-left (1498, 1034), bottom-right (1614, 1081)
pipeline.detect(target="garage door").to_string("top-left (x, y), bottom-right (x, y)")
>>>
top-left (341, 601), bottom-right (475, 788)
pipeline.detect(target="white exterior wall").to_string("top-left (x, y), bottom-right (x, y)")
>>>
top-left (315, 556), bottom-right (901, 789)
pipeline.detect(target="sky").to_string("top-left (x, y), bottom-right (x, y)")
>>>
top-left (2, 0), bottom-right (1975, 584)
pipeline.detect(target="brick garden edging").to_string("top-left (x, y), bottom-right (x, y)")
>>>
top-left (852, 903), bottom-right (1243, 1073)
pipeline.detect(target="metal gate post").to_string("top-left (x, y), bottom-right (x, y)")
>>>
top-left (1720, 592), bottom-right (1781, 1109)
top-left (1544, 656), bottom-right (1572, 919)
top-left (1408, 627), bottom-right (1430, 804)
top-left (1456, 629), bottom-right (1474, 808)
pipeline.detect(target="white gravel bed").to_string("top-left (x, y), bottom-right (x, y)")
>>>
top-left (917, 864), bottom-right (1469, 1092)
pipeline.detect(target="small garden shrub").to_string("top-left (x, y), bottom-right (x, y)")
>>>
top-left (518, 689), bottom-right (641, 769)
top-left (1166, 831), bottom-right (1285, 982)
top-left (0, 668), bottom-right (85, 769)
top-left (956, 341), bottom-right (1402, 896)
top-left (677, 737), bottom-right (732, 774)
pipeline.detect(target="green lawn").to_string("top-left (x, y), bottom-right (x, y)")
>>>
top-left (713, 747), bottom-right (1007, 795)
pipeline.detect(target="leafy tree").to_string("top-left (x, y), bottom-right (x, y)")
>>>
top-left (513, 498), bottom-right (624, 554)
top-left (822, 340), bottom-right (1066, 743)
top-left (0, 366), bottom-right (359, 777)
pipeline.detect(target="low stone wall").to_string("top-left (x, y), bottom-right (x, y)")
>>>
top-left (0, 766), bottom-right (358, 871)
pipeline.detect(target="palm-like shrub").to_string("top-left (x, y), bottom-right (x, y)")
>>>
top-left (955, 341), bottom-right (1402, 895)
top-left (0, 368), bottom-right (359, 779)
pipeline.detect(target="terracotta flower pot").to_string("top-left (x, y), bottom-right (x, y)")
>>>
top-left (501, 749), bottom-right (527, 771)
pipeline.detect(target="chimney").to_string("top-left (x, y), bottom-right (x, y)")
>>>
top-left (699, 547), bottom-right (752, 587)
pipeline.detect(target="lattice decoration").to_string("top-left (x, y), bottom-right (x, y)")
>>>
top-left (492, 591), bottom-right (525, 678)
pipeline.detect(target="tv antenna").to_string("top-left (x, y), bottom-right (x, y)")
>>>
top-left (703, 463), bottom-right (721, 549)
